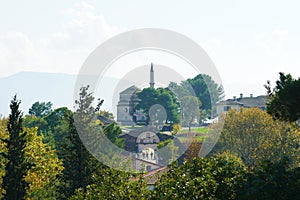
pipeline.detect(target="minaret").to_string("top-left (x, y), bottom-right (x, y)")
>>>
top-left (150, 63), bottom-right (155, 88)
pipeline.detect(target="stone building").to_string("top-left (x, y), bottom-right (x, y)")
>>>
top-left (117, 63), bottom-right (155, 125)
top-left (116, 85), bottom-right (141, 125)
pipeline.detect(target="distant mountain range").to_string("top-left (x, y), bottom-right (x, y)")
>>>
top-left (0, 71), bottom-right (127, 117)
top-left (1, 70), bottom-right (208, 117)
top-left (0, 72), bottom-right (77, 117)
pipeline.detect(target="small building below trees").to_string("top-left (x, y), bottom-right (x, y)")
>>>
top-left (119, 126), bottom-right (173, 172)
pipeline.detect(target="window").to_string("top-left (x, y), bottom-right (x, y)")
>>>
top-left (146, 165), bottom-right (151, 171)
top-left (224, 106), bottom-right (231, 111)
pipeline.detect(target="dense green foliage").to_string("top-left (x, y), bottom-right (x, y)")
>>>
top-left (151, 152), bottom-right (247, 200)
top-left (238, 157), bottom-right (300, 199)
top-left (58, 85), bottom-right (106, 199)
top-left (168, 74), bottom-right (224, 118)
top-left (135, 87), bottom-right (180, 124)
top-left (0, 97), bottom-right (63, 199)
top-left (1, 96), bottom-right (29, 200)
top-left (265, 72), bottom-right (300, 122)
top-left (103, 122), bottom-right (124, 148)
top-left (0, 76), bottom-right (299, 199)
top-left (187, 74), bottom-right (224, 112)
top-left (69, 169), bottom-right (149, 200)
top-left (29, 101), bottom-right (53, 118)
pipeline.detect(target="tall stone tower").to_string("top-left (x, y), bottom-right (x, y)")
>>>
top-left (150, 63), bottom-right (155, 88)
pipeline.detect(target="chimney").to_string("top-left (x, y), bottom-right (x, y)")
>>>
top-left (240, 93), bottom-right (243, 99)
top-left (250, 94), bottom-right (253, 98)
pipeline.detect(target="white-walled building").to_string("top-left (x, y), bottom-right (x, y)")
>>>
top-left (216, 94), bottom-right (266, 116)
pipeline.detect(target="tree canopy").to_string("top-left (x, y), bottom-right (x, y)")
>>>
top-left (151, 152), bottom-right (247, 200)
top-left (1, 76), bottom-right (299, 199)
top-left (238, 157), bottom-right (300, 199)
top-left (187, 74), bottom-right (224, 113)
top-left (28, 101), bottom-right (53, 118)
top-left (69, 168), bottom-right (149, 200)
top-left (0, 96), bottom-right (63, 199)
top-left (180, 96), bottom-right (201, 130)
top-left (135, 87), bottom-right (180, 124)
top-left (1, 95), bottom-right (29, 200)
top-left (58, 85), bottom-right (106, 199)
top-left (215, 108), bottom-right (300, 167)
top-left (23, 127), bottom-right (63, 199)
top-left (168, 74), bottom-right (224, 118)
top-left (265, 72), bottom-right (300, 122)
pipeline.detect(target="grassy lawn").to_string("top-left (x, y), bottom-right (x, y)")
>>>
top-left (179, 127), bottom-right (209, 134)
top-left (176, 127), bottom-right (209, 143)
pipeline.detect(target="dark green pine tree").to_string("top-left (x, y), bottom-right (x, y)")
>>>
top-left (58, 85), bottom-right (105, 199)
top-left (2, 95), bottom-right (29, 200)
top-left (58, 114), bottom-right (99, 199)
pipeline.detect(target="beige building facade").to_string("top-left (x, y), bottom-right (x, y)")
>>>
top-left (216, 94), bottom-right (266, 116)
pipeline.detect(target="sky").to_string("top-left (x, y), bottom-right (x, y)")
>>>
top-left (1, 0), bottom-right (300, 101)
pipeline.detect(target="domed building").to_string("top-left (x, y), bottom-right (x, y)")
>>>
top-left (116, 63), bottom-right (155, 125)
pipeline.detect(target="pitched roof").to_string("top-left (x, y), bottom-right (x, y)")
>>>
top-left (217, 100), bottom-right (243, 106)
top-left (97, 115), bottom-right (115, 125)
top-left (120, 85), bottom-right (141, 94)
top-left (141, 166), bottom-right (168, 185)
top-left (119, 126), bottom-right (159, 138)
top-left (217, 95), bottom-right (266, 107)
top-left (239, 95), bottom-right (266, 107)
top-left (135, 158), bottom-right (163, 167)
top-left (119, 128), bottom-right (173, 141)
top-left (129, 166), bottom-right (168, 185)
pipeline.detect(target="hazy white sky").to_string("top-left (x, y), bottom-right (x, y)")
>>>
top-left (1, 0), bottom-right (300, 99)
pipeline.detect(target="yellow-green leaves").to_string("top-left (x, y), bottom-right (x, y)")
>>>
top-left (216, 108), bottom-right (300, 167)
top-left (0, 119), bottom-right (63, 199)
top-left (24, 127), bottom-right (63, 199)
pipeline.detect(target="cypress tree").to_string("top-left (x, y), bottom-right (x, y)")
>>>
top-left (2, 95), bottom-right (29, 200)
